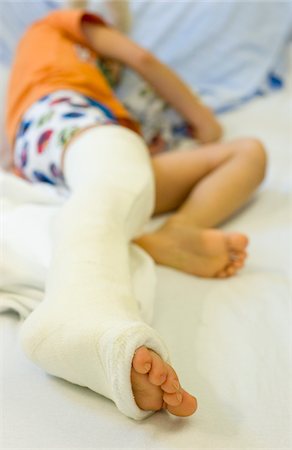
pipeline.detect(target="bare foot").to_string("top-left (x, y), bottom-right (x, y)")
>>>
top-left (131, 346), bottom-right (197, 417)
top-left (134, 216), bottom-right (248, 278)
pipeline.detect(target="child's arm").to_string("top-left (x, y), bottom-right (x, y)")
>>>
top-left (82, 20), bottom-right (222, 143)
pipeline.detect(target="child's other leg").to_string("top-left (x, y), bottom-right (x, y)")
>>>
top-left (19, 125), bottom-right (197, 419)
top-left (135, 138), bottom-right (267, 278)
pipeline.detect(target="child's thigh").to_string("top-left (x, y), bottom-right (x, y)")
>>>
top-left (151, 138), bottom-right (253, 214)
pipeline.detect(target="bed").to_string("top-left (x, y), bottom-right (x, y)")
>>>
top-left (1, 3), bottom-right (291, 449)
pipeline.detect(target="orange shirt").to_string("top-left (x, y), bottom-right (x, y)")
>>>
top-left (5, 9), bottom-right (140, 151)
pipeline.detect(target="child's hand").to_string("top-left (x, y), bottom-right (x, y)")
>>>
top-left (190, 105), bottom-right (223, 144)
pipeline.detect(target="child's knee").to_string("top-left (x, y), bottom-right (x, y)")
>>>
top-left (240, 138), bottom-right (267, 183)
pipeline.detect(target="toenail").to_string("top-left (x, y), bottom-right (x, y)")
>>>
top-left (144, 363), bottom-right (151, 372)
top-left (173, 381), bottom-right (180, 390)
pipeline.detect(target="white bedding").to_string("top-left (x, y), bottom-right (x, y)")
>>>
top-left (1, 77), bottom-right (291, 449)
top-left (121, 1), bottom-right (292, 112)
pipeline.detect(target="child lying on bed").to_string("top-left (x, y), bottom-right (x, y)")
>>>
top-left (5, 9), bottom-right (266, 420)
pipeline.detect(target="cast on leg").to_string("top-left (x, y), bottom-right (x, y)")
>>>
top-left (20, 126), bottom-right (170, 420)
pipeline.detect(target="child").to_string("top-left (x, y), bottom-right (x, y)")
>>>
top-left (5, 9), bottom-right (266, 420)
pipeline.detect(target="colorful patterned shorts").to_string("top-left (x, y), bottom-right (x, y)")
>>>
top-left (14, 90), bottom-right (119, 186)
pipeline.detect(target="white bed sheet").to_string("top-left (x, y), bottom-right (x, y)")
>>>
top-left (1, 80), bottom-right (291, 449)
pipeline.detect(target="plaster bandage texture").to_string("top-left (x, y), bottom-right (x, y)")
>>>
top-left (20, 125), bottom-right (170, 420)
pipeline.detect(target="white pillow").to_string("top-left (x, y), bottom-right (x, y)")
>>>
top-left (125, 1), bottom-right (292, 112)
